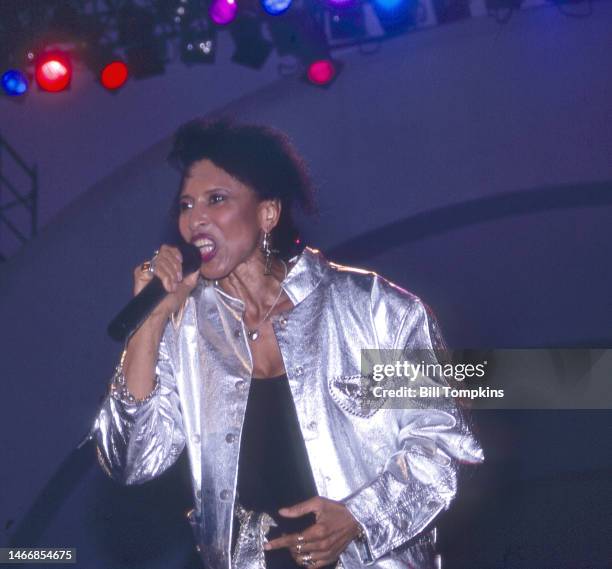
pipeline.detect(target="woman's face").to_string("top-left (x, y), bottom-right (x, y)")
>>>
top-left (178, 159), bottom-right (271, 280)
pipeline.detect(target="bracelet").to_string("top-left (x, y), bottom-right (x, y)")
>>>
top-left (109, 350), bottom-right (160, 404)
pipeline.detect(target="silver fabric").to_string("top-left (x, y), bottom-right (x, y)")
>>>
top-left (93, 247), bottom-right (484, 569)
top-left (232, 504), bottom-right (276, 569)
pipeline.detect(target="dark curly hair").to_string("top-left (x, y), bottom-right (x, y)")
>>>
top-left (168, 117), bottom-right (317, 260)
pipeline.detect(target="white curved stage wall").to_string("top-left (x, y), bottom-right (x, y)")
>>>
top-left (1, 4), bottom-right (611, 568)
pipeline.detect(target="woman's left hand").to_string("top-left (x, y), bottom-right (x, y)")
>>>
top-left (264, 496), bottom-right (362, 567)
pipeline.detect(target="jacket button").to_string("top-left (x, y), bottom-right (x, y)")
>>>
top-left (233, 329), bottom-right (241, 338)
top-left (196, 545), bottom-right (201, 552)
top-left (220, 489), bottom-right (231, 500)
top-left (235, 380), bottom-right (246, 390)
top-left (225, 433), bottom-right (236, 443)
top-left (308, 421), bottom-right (317, 430)
top-left (295, 366), bottom-right (304, 376)
top-left (192, 433), bottom-right (201, 443)
top-left (279, 316), bottom-right (288, 328)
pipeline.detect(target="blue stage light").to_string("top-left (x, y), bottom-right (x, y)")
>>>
top-left (261, 0), bottom-right (292, 16)
top-left (1, 70), bottom-right (29, 96)
top-left (372, 0), bottom-right (418, 30)
top-left (373, 0), bottom-right (406, 9)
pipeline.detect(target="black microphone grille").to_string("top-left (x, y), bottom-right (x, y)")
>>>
top-left (180, 242), bottom-right (202, 274)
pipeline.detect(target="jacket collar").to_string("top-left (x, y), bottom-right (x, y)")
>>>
top-left (197, 246), bottom-right (326, 311)
top-left (281, 246), bottom-right (326, 306)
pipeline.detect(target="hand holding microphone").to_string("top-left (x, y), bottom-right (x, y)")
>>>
top-left (108, 242), bottom-right (201, 342)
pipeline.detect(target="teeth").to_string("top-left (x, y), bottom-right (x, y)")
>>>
top-left (194, 238), bottom-right (215, 248)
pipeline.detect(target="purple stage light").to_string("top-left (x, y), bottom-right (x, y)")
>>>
top-left (209, 0), bottom-right (238, 25)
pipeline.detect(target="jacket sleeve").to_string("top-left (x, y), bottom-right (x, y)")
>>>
top-left (93, 321), bottom-right (186, 485)
top-left (343, 299), bottom-right (484, 563)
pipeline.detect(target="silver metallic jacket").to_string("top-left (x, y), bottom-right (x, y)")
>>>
top-left (94, 247), bottom-right (484, 569)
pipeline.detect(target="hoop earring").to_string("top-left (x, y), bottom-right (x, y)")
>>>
top-left (261, 231), bottom-right (278, 275)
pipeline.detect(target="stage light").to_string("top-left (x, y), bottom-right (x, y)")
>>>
top-left (374, 0), bottom-right (408, 9)
top-left (372, 0), bottom-right (418, 30)
top-left (82, 45), bottom-right (129, 91)
top-left (180, 27), bottom-right (217, 64)
top-left (307, 59), bottom-right (337, 86)
top-left (182, 38), bottom-right (216, 64)
top-left (267, 10), bottom-right (341, 87)
top-left (209, 0), bottom-right (238, 25)
top-left (35, 52), bottom-right (72, 92)
top-left (261, 0), bottom-right (293, 16)
top-left (171, 0), bottom-right (200, 26)
top-left (230, 17), bottom-right (273, 69)
top-left (100, 61), bottom-right (129, 90)
top-left (1, 70), bottom-right (29, 96)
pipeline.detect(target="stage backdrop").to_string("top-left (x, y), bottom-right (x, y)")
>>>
top-left (1, 4), bottom-right (611, 568)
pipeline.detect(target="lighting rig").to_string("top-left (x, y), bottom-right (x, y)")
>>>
top-left (0, 0), bottom-right (504, 96)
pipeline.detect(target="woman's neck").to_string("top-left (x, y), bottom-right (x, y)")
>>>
top-left (218, 255), bottom-right (288, 321)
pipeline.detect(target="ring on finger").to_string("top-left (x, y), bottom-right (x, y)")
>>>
top-left (141, 260), bottom-right (154, 274)
top-left (300, 553), bottom-right (314, 567)
top-left (146, 249), bottom-right (160, 274)
top-left (295, 535), bottom-right (306, 555)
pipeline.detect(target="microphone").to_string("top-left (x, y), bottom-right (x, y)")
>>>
top-left (107, 243), bottom-right (202, 343)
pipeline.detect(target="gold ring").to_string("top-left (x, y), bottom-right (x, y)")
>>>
top-left (141, 261), bottom-right (153, 274)
top-left (296, 535), bottom-right (305, 544)
top-left (300, 553), bottom-right (313, 567)
top-left (296, 543), bottom-right (303, 554)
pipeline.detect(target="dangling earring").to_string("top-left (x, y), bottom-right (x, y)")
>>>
top-left (261, 231), bottom-right (278, 275)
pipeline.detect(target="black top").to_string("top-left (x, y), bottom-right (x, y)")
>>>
top-left (237, 374), bottom-right (334, 569)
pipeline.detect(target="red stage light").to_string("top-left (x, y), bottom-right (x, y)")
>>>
top-left (307, 59), bottom-right (336, 86)
top-left (35, 52), bottom-right (72, 92)
top-left (101, 61), bottom-right (129, 90)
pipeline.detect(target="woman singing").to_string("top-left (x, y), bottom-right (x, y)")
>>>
top-left (94, 119), bottom-right (483, 569)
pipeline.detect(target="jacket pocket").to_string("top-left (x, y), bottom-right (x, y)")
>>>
top-left (328, 374), bottom-right (385, 418)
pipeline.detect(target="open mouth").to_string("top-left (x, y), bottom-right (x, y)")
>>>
top-left (192, 234), bottom-right (217, 261)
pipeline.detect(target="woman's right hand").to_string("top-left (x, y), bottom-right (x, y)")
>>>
top-left (122, 244), bottom-right (200, 401)
top-left (133, 244), bottom-right (200, 321)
